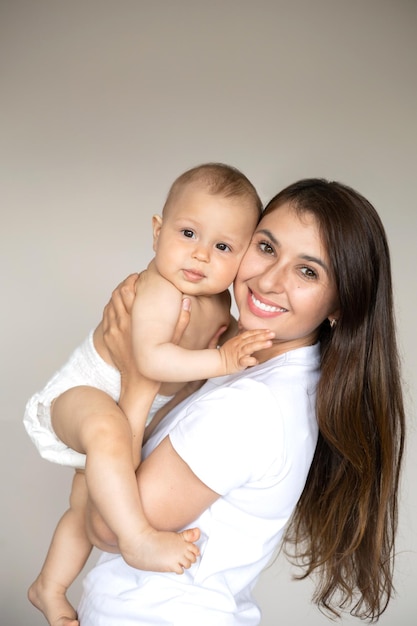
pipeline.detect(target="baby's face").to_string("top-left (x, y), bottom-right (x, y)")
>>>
top-left (152, 186), bottom-right (258, 296)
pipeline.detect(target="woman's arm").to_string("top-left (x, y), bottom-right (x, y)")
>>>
top-left (86, 433), bottom-right (218, 549)
top-left (138, 436), bottom-right (220, 532)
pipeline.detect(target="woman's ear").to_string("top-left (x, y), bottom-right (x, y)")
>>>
top-left (152, 215), bottom-right (163, 251)
top-left (327, 308), bottom-right (340, 327)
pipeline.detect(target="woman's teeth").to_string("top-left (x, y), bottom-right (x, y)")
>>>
top-left (251, 294), bottom-right (287, 313)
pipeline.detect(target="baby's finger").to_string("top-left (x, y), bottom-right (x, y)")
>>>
top-left (241, 329), bottom-right (275, 341)
top-left (239, 355), bottom-right (259, 368)
top-left (243, 336), bottom-right (274, 354)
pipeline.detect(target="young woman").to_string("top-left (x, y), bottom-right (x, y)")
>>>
top-left (78, 179), bottom-right (405, 626)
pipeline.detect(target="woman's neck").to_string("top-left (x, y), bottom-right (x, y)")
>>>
top-left (254, 333), bottom-right (318, 364)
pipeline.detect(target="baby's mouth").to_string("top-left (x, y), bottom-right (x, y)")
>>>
top-left (183, 269), bottom-right (205, 281)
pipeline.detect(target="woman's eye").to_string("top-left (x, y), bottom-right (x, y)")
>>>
top-left (182, 229), bottom-right (195, 239)
top-left (301, 266), bottom-right (317, 279)
top-left (259, 241), bottom-right (274, 255)
top-left (216, 242), bottom-right (231, 252)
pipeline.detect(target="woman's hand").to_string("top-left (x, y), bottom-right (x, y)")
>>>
top-left (102, 273), bottom-right (139, 379)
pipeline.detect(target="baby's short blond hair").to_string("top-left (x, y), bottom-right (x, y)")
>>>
top-left (162, 163), bottom-right (262, 218)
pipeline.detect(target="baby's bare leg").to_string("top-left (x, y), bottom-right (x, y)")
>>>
top-left (28, 471), bottom-right (90, 626)
top-left (51, 386), bottom-right (200, 573)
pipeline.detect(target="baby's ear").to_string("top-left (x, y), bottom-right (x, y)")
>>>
top-left (152, 214), bottom-right (163, 250)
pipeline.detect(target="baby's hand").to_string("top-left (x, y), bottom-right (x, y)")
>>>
top-left (218, 329), bottom-right (275, 373)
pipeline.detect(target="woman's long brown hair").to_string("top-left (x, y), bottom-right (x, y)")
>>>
top-left (263, 180), bottom-right (405, 620)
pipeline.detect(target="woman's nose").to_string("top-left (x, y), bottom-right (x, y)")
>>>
top-left (257, 262), bottom-right (285, 292)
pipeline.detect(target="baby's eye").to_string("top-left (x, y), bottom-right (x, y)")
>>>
top-left (259, 241), bottom-right (274, 255)
top-left (181, 229), bottom-right (195, 239)
top-left (300, 266), bottom-right (317, 279)
top-left (216, 242), bottom-right (231, 252)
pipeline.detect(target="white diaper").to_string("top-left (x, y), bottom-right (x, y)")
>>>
top-left (24, 331), bottom-right (174, 469)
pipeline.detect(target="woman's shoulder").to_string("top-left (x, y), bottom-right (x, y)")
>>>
top-left (196, 345), bottom-right (320, 435)
top-left (209, 343), bottom-right (320, 392)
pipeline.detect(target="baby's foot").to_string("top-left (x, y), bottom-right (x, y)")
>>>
top-left (121, 526), bottom-right (201, 575)
top-left (180, 527), bottom-right (200, 544)
top-left (28, 576), bottom-right (79, 626)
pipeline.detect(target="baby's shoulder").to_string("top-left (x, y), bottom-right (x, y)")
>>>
top-left (139, 262), bottom-right (182, 298)
top-left (190, 289), bottom-right (231, 311)
top-left (189, 291), bottom-right (231, 322)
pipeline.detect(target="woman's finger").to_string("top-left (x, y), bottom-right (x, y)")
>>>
top-left (171, 298), bottom-right (191, 345)
top-left (207, 325), bottom-right (228, 350)
top-left (112, 273), bottom-right (138, 314)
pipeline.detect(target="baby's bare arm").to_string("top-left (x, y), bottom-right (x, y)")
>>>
top-left (137, 326), bottom-right (275, 381)
top-left (132, 270), bottom-right (274, 381)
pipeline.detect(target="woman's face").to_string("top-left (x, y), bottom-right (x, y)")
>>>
top-left (233, 202), bottom-right (340, 355)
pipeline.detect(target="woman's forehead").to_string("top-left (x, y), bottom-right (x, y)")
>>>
top-left (258, 202), bottom-right (320, 236)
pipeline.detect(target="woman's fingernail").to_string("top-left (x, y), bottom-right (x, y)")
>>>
top-left (182, 298), bottom-right (191, 311)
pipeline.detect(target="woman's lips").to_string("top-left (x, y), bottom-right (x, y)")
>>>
top-left (247, 290), bottom-right (288, 317)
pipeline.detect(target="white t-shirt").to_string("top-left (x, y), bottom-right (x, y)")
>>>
top-left (78, 344), bottom-right (320, 626)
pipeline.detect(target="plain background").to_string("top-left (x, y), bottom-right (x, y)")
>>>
top-left (1, 1), bottom-right (416, 624)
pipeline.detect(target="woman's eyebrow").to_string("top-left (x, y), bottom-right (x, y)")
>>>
top-left (256, 228), bottom-right (279, 245)
top-left (257, 228), bottom-right (329, 272)
top-left (301, 254), bottom-right (329, 273)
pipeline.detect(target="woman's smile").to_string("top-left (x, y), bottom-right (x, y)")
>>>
top-left (248, 289), bottom-right (288, 317)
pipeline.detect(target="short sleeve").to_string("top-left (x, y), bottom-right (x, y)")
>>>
top-left (169, 379), bottom-right (285, 495)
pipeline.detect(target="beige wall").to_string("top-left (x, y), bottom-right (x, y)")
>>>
top-left (1, 1), bottom-right (416, 624)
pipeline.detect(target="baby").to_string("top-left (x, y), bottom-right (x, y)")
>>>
top-left (24, 163), bottom-right (272, 626)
